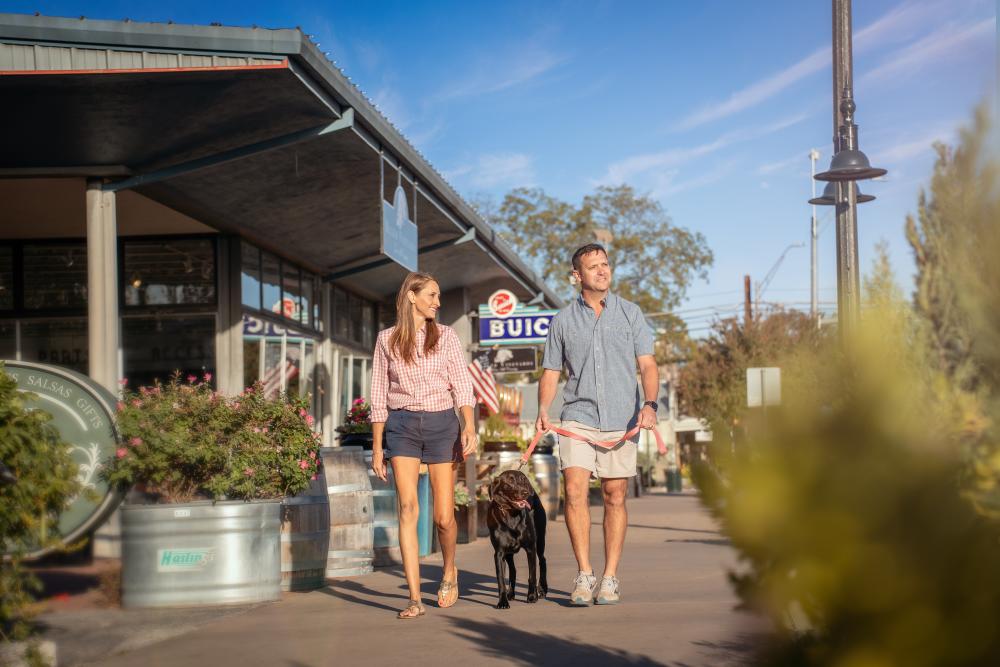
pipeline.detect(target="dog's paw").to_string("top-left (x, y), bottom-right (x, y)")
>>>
top-left (495, 597), bottom-right (510, 610)
top-left (507, 587), bottom-right (515, 600)
top-left (539, 586), bottom-right (548, 599)
top-left (527, 589), bottom-right (538, 603)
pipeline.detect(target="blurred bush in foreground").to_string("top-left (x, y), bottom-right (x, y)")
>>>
top-left (694, 106), bottom-right (1000, 666)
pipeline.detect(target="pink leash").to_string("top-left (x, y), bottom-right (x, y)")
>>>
top-left (519, 422), bottom-right (667, 468)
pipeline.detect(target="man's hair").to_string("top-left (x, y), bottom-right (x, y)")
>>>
top-left (571, 243), bottom-right (608, 272)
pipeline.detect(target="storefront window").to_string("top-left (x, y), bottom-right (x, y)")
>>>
top-left (334, 288), bottom-right (349, 339)
top-left (241, 242), bottom-right (262, 311)
top-left (301, 276), bottom-right (316, 332)
top-left (243, 338), bottom-right (260, 386)
top-left (281, 263), bottom-right (303, 325)
top-left (22, 244), bottom-right (87, 310)
top-left (19, 319), bottom-right (88, 374)
top-left (0, 321), bottom-right (16, 360)
top-left (0, 246), bottom-right (13, 311)
top-left (261, 251), bottom-right (281, 316)
top-left (121, 315), bottom-right (215, 389)
top-left (122, 239), bottom-right (215, 307)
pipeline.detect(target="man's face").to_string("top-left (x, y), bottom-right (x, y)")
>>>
top-left (573, 250), bottom-right (612, 292)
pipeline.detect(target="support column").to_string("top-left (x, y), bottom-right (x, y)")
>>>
top-left (320, 283), bottom-right (336, 446)
top-left (85, 179), bottom-right (120, 394)
top-left (215, 236), bottom-right (244, 396)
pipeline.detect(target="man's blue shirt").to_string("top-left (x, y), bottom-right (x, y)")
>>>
top-left (541, 292), bottom-right (654, 431)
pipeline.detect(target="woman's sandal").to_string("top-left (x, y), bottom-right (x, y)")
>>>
top-left (397, 599), bottom-right (426, 619)
top-left (437, 579), bottom-right (458, 608)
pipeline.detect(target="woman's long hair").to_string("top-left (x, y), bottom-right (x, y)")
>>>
top-left (388, 272), bottom-right (441, 364)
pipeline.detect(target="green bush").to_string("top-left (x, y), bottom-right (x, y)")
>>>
top-left (105, 373), bottom-right (320, 502)
top-left (0, 363), bottom-right (81, 642)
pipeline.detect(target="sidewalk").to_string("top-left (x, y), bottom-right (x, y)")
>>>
top-left (42, 490), bottom-right (767, 666)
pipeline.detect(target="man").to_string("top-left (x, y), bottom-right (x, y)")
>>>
top-left (536, 243), bottom-right (659, 606)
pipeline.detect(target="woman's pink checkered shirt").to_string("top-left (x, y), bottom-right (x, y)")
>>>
top-left (369, 324), bottom-right (475, 423)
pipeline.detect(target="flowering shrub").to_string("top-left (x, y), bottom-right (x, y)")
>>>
top-left (337, 397), bottom-right (372, 434)
top-left (105, 373), bottom-right (320, 503)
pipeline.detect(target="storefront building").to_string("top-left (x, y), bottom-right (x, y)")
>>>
top-left (0, 13), bottom-right (561, 443)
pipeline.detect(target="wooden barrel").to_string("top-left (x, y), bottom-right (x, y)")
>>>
top-left (280, 471), bottom-right (330, 591)
top-left (320, 446), bottom-right (374, 578)
top-left (365, 451), bottom-right (401, 566)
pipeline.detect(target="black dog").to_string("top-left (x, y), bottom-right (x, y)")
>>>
top-left (487, 469), bottom-right (548, 609)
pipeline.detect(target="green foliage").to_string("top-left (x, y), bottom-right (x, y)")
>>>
top-left (337, 397), bottom-right (372, 435)
top-left (453, 481), bottom-right (473, 508)
top-left (487, 184), bottom-right (713, 360)
top-left (105, 373), bottom-right (320, 503)
top-left (0, 364), bottom-right (81, 642)
top-left (695, 305), bottom-right (1000, 666)
top-left (677, 309), bottom-right (829, 427)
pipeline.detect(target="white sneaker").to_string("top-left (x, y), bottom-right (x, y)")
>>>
top-left (595, 575), bottom-right (621, 605)
top-left (570, 571), bottom-right (597, 606)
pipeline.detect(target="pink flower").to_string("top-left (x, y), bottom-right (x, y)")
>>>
top-left (309, 450), bottom-right (316, 459)
top-left (353, 398), bottom-right (365, 405)
top-left (233, 402), bottom-right (241, 410)
top-left (253, 427), bottom-right (261, 433)
top-left (298, 408), bottom-right (307, 418)
top-left (243, 467), bottom-right (254, 477)
top-left (311, 474), bottom-right (318, 481)
top-left (129, 437), bottom-right (142, 447)
top-left (116, 401), bottom-right (125, 412)
top-left (305, 415), bottom-right (315, 426)
top-left (298, 460), bottom-right (309, 470)
top-left (204, 372), bottom-right (212, 382)
top-left (116, 448), bottom-right (128, 459)
top-left (186, 375), bottom-right (197, 383)
top-left (118, 378), bottom-right (128, 386)
top-left (262, 426), bottom-right (269, 433)
top-left (131, 399), bottom-right (142, 408)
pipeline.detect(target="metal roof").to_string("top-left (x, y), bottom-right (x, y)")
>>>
top-left (0, 12), bottom-right (563, 308)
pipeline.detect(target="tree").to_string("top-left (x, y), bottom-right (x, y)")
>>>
top-left (676, 309), bottom-right (828, 427)
top-left (491, 183), bottom-right (713, 319)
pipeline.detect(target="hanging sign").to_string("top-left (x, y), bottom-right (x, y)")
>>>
top-left (478, 303), bottom-right (558, 346)
top-left (382, 184), bottom-right (418, 272)
top-left (475, 346), bottom-right (538, 373)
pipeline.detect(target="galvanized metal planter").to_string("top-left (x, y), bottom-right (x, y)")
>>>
top-left (121, 499), bottom-right (282, 608)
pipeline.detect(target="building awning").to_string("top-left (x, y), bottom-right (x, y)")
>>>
top-left (0, 13), bottom-right (562, 307)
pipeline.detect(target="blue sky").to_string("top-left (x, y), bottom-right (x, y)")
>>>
top-left (4, 0), bottom-right (995, 331)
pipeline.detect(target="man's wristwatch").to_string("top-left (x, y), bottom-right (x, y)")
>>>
top-left (642, 400), bottom-right (658, 412)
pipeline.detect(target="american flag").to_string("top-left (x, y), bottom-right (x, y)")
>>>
top-left (467, 357), bottom-right (500, 414)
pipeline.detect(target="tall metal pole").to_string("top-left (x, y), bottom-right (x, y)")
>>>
top-left (809, 149), bottom-right (820, 327)
top-left (744, 275), bottom-right (752, 327)
top-left (833, 0), bottom-right (861, 333)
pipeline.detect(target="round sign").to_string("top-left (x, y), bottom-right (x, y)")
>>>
top-left (488, 289), bottom-right (518, 318)
top-left (4, 361), bottom-right (122, 559)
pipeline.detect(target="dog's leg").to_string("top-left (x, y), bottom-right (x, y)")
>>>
top-left (494, 550), bottom-right (509, 609)
top-left (505, 553), bottom-right (516, 600)
top-left (525, 544), bottom-right (539, 603)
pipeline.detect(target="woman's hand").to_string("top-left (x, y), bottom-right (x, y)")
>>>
top-left (370, 448), bottom-right (388, 482)
top-left (460, 426), bottom-right (478, 460)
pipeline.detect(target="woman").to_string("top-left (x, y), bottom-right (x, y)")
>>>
top-left (370, 272), bottom-right (477, 619)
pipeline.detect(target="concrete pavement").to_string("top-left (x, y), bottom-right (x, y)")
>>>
top-left (50, 490), bottom-right (768, 666)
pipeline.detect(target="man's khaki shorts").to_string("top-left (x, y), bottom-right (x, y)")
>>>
top-left (557, 420), bottom-right (637, 479)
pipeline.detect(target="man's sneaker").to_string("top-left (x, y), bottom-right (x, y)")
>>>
top-left (570, 571), bottom-right (597, 606)
top-left (595, 575), bottom-right (621, 605)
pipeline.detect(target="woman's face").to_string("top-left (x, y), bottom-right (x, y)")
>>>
top-left (409, 281), bottom-right (441, 321)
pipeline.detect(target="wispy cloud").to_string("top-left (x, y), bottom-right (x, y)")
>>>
top-left (674, 1), bottom-right (945, 131)
top-left (861, 18), bottom-right (995, 83)
top-left (445, 153), bottom-right (536, 189)
top-left (654, 160), bottom-right (738, 199)
top-left (758, 152), bottom-right (811, 175)
top-left (602, 113), bottom-right (807, 184)
top-left (875, 122), bottom-right (961, 164)
top-left (434, 47), bottom-right (568, 102)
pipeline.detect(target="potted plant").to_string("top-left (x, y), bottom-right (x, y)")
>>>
top-left (337, 397), bottom-right (373, 449)
top-left (105, 373), bottom-right (321, 608)
top-left (0, 364), bottom-right (78, 665)
top-left (453, 481), bottom-right (475, 544)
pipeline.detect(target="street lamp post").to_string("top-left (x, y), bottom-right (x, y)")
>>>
top-left (809, 149), bottom-right (820, 327)
top-left (813, 0), bottom-right (887, 337)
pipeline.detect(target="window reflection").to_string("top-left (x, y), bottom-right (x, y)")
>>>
top-left (241, 242), bottom-right (262, 311)
top-left (121, 315), bottom-right (215, 388)
top-left (122, 239), bottom-right (215, 307)
top-left (261, 252), bottom-right (281, 316)
top-left (0, 321), bottom-right (17, 360)
top-left (0, 247), bottom-right (12, 310)
top-left (19, 319), bottom-right (88, 374)
top-left (23, 244), bottom-right (88, 310)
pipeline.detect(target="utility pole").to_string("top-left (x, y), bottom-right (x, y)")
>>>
top-left (810, 148), bottom-right (820, 328)
top-left (744, 275), bottom-right (752, 327)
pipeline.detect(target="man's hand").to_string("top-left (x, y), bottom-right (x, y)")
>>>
top-left (461, 426), bottom-right (478, 460)
top-left (638, 405), bottom-right (657, 430)
top-left (535, 409), bottom-right (552, 434)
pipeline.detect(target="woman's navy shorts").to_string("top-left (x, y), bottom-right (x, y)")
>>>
top-left (384, 408), bottom-right (461, 464)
